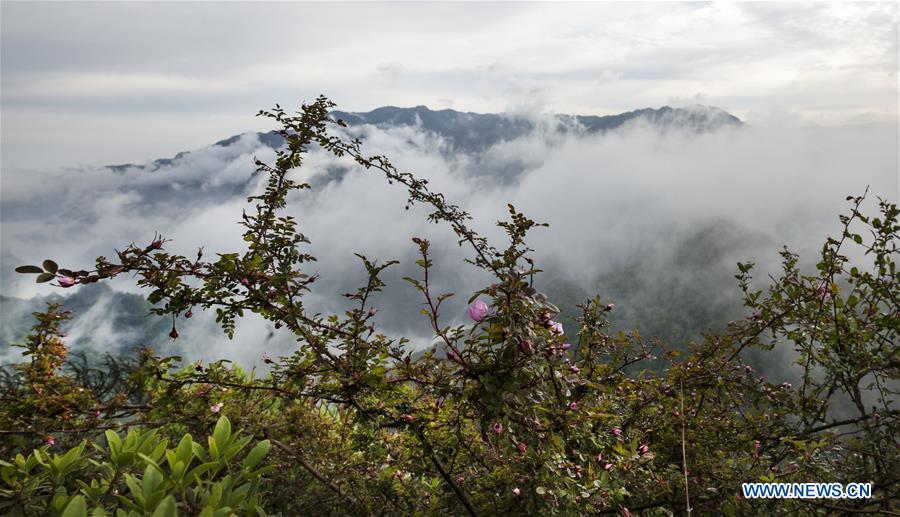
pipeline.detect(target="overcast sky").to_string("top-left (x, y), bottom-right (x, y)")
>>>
top-left (1, 1), bottom-right (898, 171)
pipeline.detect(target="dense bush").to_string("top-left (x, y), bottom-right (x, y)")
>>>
top-left (2, 96), bottom-right (897, 515)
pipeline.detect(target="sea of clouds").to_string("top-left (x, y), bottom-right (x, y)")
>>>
top-left (1, 112), bottom-right (897, 372)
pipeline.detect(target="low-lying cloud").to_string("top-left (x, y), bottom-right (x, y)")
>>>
top-left (1, 111), bottom-right (897, 370)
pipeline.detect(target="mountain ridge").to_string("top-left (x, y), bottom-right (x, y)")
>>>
top-left (107, 104), bottom-right (742, 172)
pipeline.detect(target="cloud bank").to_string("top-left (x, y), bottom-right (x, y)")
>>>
top-left (1, 112), bottom-right (896, 369)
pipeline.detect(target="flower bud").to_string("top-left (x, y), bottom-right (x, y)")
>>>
top-left (518, 339), bottom-right (534, 355)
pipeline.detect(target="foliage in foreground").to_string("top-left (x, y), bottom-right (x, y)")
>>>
top-left (1, 416), bottom-right (271, 516)
top-left (2, 96), bottom-right (898, 515)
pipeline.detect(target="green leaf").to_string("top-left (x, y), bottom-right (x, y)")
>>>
top-left (213, 417), bottom-right (232, 448)
top-left (150, 496), bottom-right (177, 517)
top-left (242, 440), bottom-right (270, 470)
top-left (142, 464), bottom-right (163, 501)
top-left (175, 434), bottom-right (194, 466)
top-left (61, 495), bottom-right (88, 517)
top-left (43, 259), bottom-right (59, 274)
top-left (36, 272), bottom-right (55, 283)
top-left (15, 265), bottom-right (43, 274)
top-left (105, 430), bottom-right (122, 459)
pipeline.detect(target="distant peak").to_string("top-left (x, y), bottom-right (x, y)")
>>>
top-left (104, 104), bottom-right (742, 171)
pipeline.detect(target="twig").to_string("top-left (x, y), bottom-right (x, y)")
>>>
top-left (269, 438), bottom-right (368, 515)
top-left (681, 378), bottom-right (692, 517)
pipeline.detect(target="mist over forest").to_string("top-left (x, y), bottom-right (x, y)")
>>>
top-left (2, 104), bottom-right (896, 382)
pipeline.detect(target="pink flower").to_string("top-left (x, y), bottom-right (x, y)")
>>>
top-left (512, 487), bottom-right (521, 496)
top-left (596, 453), bottom-right (603, 463)
top-left (241, 277), bottom-right (251, 286)
top-left (604, 463), bottom-right (614, 471)
top-left (568, 401), bottom-right (578, 410)
top-left (638, 444), bottom-right (650, 455)
top-left (185, 309), bottom-right (193, 318)
top-left (57, 276), bottom-right (76, 288)
top-left (492, 422), bottom-right (503, 434)
top-left (516, 442), bottom-right (527, 454)
top-left (605, 303), bottom-right (615, 311)
top-left (210, 402), bottom-right (224, 413)
top-left (467, 300), bottom-right (489, 322)
top-left (402, 414), bottom-right (414, 423)
top-left (569, 364), bottom-right (580, 374)
top-left (612, 427), bottom-right (622, 437)
top-left (621, 507), bottom-right (632, 517)
top-left (548, 321), bottom-right (564, 336)
top-left (560, 342), bottom-right (572, 351)
top-left (46, 437), bottom-right (56, 446)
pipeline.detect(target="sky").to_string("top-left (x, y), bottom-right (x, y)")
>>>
top-left (2, 1), bottom-right (898, 172)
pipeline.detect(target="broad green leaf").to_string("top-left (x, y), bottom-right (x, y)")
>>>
top-left (150, 496), bottom-right (177, 517)
top-left (213, 417), bottom-right (232, 449)
top-left (242, 440), bottom-right (270, 470)
top-left (61, 495), bottom-right (87, 517)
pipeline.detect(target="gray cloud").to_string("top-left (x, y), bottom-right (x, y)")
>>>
top-left (2, 2), bottom-right (897, 171)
